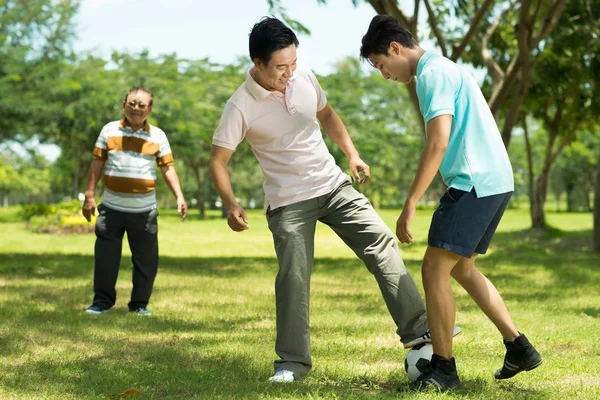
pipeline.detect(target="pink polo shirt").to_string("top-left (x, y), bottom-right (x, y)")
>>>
top-left (213, 65), bottom-right (348, 212)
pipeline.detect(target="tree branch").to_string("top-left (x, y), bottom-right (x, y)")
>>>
top-left (367, 0), bottom-right (412, 28)
top-left (413, 0), bottom-right (421, 25)
top-left (423, 0), bottom-right (448, 57)
top-left (450, 0), bottom-right (495, 61)
top-left (531, 0), bottom-right (568, 48)
top-left (480, 3), bottom-right (512, 84)
top-left (523, 117), bottom-right (535, 200)
top-left (530, 0), bottom-right (543, 29)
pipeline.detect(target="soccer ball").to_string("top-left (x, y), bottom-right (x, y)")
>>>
top-left (404, 343), bottom-right (433, 382)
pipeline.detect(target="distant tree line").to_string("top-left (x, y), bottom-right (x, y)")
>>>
top-left (2, 0), bottom-right (599, 251)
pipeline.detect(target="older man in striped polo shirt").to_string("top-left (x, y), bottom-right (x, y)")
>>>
top-left (82, 87), bottom-right (187, 316)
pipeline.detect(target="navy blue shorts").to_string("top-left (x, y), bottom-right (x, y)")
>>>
top-left (428, 188), bottom-right (512, 258)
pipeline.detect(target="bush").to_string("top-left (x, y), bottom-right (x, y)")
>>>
top-left (20, 203), bottom-right (55, 221)
top-left (24, 200), bottom-right (95, 234)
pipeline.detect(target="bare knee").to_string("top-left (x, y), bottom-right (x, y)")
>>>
top-left (421, 259), bottom-right (437, 284)
top-left (421, 247), bottom-right (461, 286)
top-left (451, 254), bottom-right (478, 282)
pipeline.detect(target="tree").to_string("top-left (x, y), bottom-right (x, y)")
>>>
top-left (268, 0), bottom-right (566, 146)
top-left (0, 0), bottom-right (79, 142)
top-left (519, 0), bottom-right (599, 229)
top-left (0, 148), bottom-right (52, 206)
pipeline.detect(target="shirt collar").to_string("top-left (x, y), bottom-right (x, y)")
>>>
top-left (416, 50), bottom-right (436, 77)
top-left (119, 118), bottom-right (151, 133)
top-left (245, 67), bottom-right (296, 100)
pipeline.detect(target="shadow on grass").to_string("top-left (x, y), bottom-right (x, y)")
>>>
top-left (0, 227), bottom-right (597, 398)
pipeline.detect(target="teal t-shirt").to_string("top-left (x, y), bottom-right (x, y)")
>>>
top-left (416, 51), bottom-right (514, 197)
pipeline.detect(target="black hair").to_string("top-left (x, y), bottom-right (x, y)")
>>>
top-left (249, 17), bottom-right (299, 66)
top-left (360, 15), bottom-right (417, 64)
top-left (123, 86), bottom-right (153, 105)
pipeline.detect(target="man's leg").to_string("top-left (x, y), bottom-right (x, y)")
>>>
top-left (451, 253), bottom-right (518, 340)
top-left (318, 182), bottom-right (428, 344)
top-left (126, 208), bottom-right (159, 311)
top-left (421, 246), bottom-right (461, 359)
top-left (92, 204), bottom-right (126, 309)
top-left (267, 200), bottom-right (319, 379)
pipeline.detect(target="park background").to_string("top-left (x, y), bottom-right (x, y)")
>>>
top-left (0, 0), bottom-right (599, 399)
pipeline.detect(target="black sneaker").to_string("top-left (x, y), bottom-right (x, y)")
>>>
top-left (409, 354), bottom-right (461, 392)
top-left (494, 333), bottom-right (542, 379)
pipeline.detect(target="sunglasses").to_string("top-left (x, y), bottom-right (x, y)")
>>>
top-left (126, 100), bottom-right (150, 110)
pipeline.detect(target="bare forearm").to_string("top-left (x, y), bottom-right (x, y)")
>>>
top-left (209, 159), bottom-right (238, 210)
top-left (161, 166), bottom-right (184, 200)
top-left (84, 159), bottom-right (105, 199)
top-left (322, 114), bottom-right (359, 159)
top-left (406, 142), bottom-right (446, 205)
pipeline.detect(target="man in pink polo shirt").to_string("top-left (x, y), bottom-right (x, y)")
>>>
top-left (209, 17), bottom-right (459, 383)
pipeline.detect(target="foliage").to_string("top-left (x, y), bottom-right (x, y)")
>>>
top-left (0, 0), bottom-right (79, 141)
top-left (319, 57), bottom-right (427, 207)
top-left (20, 199), bottom-right (93, 234)
top-left (0, 147), bottom-right (52, 202)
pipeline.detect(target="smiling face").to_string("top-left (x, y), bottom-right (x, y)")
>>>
top-left (368, 42), bottom-right (413, 84)
top-left (252, 44), bottom-right (297, 93)
top-left (122, 90), bottom-right (153, 129)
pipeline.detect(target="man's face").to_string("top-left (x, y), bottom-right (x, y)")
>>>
top-left (122, 90), bottom-right (153, 126)
top-left (253, 44), bottom-right (297, 92)
top-left (368, 42), bottom-right (412, 84)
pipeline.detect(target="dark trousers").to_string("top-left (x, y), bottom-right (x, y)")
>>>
top-left (92, 203), bottom-right (159, 310)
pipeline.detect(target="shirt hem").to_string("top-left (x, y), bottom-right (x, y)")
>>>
top-left (101, 202), bottom-right (157, 213)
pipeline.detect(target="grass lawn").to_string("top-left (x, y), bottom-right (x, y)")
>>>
top-left (0, 207), bottom-right (598, 399)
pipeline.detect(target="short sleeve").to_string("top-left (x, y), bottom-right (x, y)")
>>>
top-left (212, 101), bottom-right (247, 150)
top-left (306, 69), bottom-right (328, 111)
top-left (156, 129), bottom-right (174, 167)
top-left (416, 70), bottom-right (456, 124)
top-left (92, 124), bottom-right (109, 160)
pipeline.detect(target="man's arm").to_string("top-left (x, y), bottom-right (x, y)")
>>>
top-left (82, 159), bottom-right (106, 222)
top-left (396, 114), bottom-right (452, 243)
top-left (160, 165), bottom-right (188, 221)
top-left (209, 145), bottom-right (249, 232)
top-left (317, 103), bottom-right (370, 184)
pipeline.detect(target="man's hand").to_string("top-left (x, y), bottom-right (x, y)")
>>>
top-left (227, 204), bottom-right (249, 232)
top-left (349, 156), bottom-right (371, 184)
top-left (396, 202), bottom-right (416, 244)
top-left (177, 197), bottom-right (188, 221)
top-left (82, 196), bottom-right (97, 222)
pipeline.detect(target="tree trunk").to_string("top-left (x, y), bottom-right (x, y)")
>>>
top-left (566, 183), bottom-right (574, 212)
top-left (531, 174), bottom-right (548, 229)
top-left (191, 162), bottom-right (206, 218)
top-left (593, 155), bottom-right (600, 252)
top-left (500, 66), bottom-right (535, 148)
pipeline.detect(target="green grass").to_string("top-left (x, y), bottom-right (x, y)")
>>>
top-left (0, 208), bottom-right (598, 399)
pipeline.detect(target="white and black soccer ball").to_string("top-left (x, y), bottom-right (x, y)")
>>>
top-left (404, 343), bottom-right (433, 382)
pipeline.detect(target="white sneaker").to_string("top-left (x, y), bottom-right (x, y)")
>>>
top-left (404, 326), bottom-right (462, 349)
top-left (268, 370), bottom-right (295, 382)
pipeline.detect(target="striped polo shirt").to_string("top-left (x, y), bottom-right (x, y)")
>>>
top-left (93, 119), bottom-right (174, 213)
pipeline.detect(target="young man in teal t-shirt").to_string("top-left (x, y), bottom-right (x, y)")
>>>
top-left (360, 15), bottom-right (542, 392)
